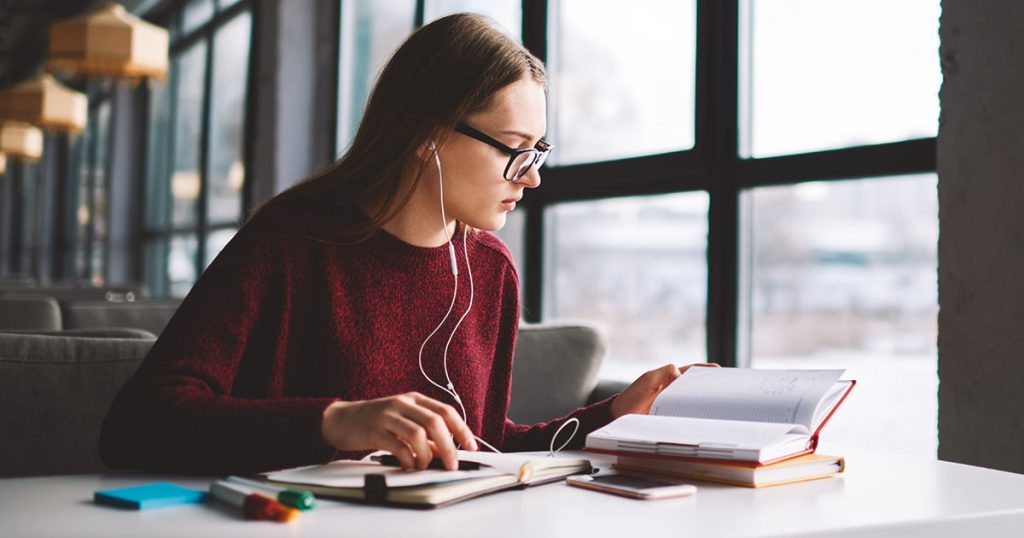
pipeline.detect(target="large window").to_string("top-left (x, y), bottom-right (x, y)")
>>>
top-left (59, 90), bottom-right (114, 284)
top-left (334, 1), bottom-right (941, 456)
top-left (144, 0), bottom-right (253, 297)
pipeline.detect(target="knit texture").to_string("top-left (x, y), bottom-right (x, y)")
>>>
top-left (100, 201), bottom-right (614, 474)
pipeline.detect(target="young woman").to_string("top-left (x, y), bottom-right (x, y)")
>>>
top-left (101, 13), bottom-right (710, 474)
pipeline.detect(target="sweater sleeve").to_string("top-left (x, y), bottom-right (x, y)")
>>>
top-left (499, 397), bottom-right (616, 452)
top-left (100, 214), bottom-right (338, 474)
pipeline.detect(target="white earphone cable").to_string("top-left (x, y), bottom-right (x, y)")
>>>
top-left (419, 144), bottom-right (572, 456)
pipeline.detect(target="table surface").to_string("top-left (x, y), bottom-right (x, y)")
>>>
top-left (3, 446), bottom-right (1024, 538)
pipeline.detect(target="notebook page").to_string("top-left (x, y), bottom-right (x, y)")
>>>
top-left (651, 368), bottom-right (845, 428)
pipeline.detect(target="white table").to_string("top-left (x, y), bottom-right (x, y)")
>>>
top-left (2, 447), bottom-right (1023, 537)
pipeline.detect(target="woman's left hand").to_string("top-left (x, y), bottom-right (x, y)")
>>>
top-left (609, 363), bottom-right (720, 420)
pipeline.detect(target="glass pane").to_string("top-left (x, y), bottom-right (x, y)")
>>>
top-left (171, 43), bottom-right (207, 228)
top-left (742, 0), bottom-right (941, 158)
top-left (337, 0), bottom-right (416, 152)
top-left (207, 11), bottom-right (251, 224)
top-left (144, 238), bottom-right (169, 297)
top-left (491, 208), bottom-right (525, 293)
top-left (75, 121), bottom-right (94, 279)
top-left (424, 0), bottom-right (521, 40)
top-left (168, 234), bottom-right (199, 298)
top-left (182, 0), bottom-right (215, 35)
top-left (91, 100), bottom-right (111, 284)
top-left (64, 131), bottom-right (87, 278)
top-left (146, 76), bottom-right (173, 231)
top-left (549, 0), bottom-right (696, 165)
top-left (204, 227), bottom-right (237, 268)
top-left (741, 174), bottom-right (938, 457)
top-left (545, 192), bottom-right (709, 381)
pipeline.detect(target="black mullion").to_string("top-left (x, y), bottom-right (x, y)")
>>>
top-left (521, 0), bottom-right (548, 321)
top-left (539, 151), bottom-right (706, 200)
top-left (241, 3), bottom-right (258, 218)
top-left (196, 29), bottom-right (215, 277)
top-left (522, 204), bottom-right (545, 323)
top-left (702, 0), bottom-right (740, 367)
top-left (414, 0), bottom-right (425, 28)
top-left (522, 0), bottom-right (547, 60)
top-left (736, 138), bottom-right (937, 188)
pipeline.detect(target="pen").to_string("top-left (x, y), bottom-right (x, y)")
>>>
top-left (226, 476), bottom-right (316, 510)
top-left (208, 480), bottom-right (299, 523)
top-left (373, 454), bottom-right (484, 471)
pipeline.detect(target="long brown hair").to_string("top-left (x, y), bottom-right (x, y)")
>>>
top-left (250, 13), bottom-right (546, 242)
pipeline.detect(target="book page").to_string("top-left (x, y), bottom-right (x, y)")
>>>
top-left (265, 461), bottom-right (501, 489)
top-left (650, 368), bottom-right (844, 428)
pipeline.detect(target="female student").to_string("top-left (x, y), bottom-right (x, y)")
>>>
top-left (101, 13), bottom-right (710, 474)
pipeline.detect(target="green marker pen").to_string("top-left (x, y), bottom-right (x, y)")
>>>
top-left (225, 476), bottom-right (316, 510)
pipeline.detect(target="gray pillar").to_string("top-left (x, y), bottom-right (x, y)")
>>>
top-left (937, 0), bottom-right (1024, 473)
top-left (248, 0), bottom-right (338, 209)
top-left (107, 84), bottom-right (147, 286)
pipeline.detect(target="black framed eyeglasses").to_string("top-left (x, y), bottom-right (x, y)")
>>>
top-left (455, 123), bottom-right (552, 181)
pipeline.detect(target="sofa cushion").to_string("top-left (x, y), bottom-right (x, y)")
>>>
top-left (60, 300), bottom-right (181, 336)
top-left (508, 324), bottom-right (606, 424)
top-left (0, 333), bottom-right (156, 477)
top-left (0, 295), bottom-right (62, 331)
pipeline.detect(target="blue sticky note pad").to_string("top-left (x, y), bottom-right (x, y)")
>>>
top-left (94, 482), bottom-right (207, 510)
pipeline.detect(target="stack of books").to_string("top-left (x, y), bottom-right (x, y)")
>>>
top-left (585, 367), bottom-right (854, 488)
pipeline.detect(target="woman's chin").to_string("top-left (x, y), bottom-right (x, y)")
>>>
top-left (463, 213), bottom-right (506, 232)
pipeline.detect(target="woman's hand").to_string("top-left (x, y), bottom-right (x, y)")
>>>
top-left (321, 392), bottom-right (478, 471)
top-left (609, 363), bottom-right (720, 420)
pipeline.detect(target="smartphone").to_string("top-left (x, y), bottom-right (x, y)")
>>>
top-left (566, 473), bottom-right (697, 500)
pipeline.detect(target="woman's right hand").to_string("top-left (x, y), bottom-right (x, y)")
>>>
top-left (321, 392), bottom-right (478, 471)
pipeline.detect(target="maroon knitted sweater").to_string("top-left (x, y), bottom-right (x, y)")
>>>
top-left (100, 201), bottom-right (614, 474)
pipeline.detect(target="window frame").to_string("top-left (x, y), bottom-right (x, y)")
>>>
top-left (142, 0), bottom-right (255, 297)
top-left (514, 0), bottom-right (936, 368)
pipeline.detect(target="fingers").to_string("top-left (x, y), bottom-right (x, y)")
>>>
top-left (396, 399), bottom-right (459, 470)
top-left (383, 412), bottom-right (435, 469)
top-left (678, 362), bottom-right (721, 375)
top-left (413, 394), bottom-right (478, 452)
top-left (642, 363), bottom-right (683, 388)
top-left (376, 429), bottom-right (417, 470)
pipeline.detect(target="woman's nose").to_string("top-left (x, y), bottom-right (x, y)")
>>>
top-left (516, 166), bottom-right (542, 188)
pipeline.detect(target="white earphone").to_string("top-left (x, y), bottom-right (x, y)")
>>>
top-left (416, 141), bottom-right (578, 456)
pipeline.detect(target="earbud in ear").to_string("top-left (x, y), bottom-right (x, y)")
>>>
top-left (427, 140), bottom-right (437, 151)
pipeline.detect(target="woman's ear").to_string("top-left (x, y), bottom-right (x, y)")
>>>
top-left (416, 140), bottom-right (438, 160)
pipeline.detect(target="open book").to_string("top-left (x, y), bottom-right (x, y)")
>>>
top-left (586, 368), bottom-right (855, 465)
top-left (260, 450), bottom-right (593, 509)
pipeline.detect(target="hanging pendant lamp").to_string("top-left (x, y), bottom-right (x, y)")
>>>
top-left (0, 74), bottom-right (88, 134)
top-left (47, 3), bottom-right (169, 82)
top-left (0, 122), bottom-right (44, 162)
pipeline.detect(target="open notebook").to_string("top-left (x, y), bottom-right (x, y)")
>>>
top-left (260, 450), bottom-right (593, 509)
top-left (586, 368), bottom-right (855, 465)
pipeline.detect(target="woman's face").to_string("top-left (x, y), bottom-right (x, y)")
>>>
top-left (433, 77), bottom-right (547, 232)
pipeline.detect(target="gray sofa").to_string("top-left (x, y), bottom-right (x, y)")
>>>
top-left (0, 323), bottom-right (623, 477)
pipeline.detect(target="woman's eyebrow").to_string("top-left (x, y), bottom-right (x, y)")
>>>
top-left (499, 129), bottom-right (543, 142)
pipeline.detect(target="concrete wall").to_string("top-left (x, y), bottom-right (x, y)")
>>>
top-left (938, 0), bottom-right (1024, 473)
